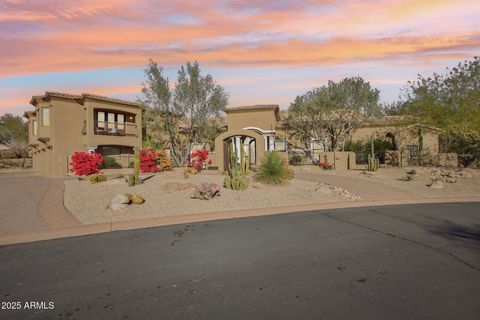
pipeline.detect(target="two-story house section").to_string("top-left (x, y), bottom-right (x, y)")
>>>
top-left (24, 92), bottom-right (142, 177)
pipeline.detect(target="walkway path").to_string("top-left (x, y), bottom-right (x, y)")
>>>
top-left (295, 171), bottom-right (422, 201)
top-left (0, 171), bottom-right (80, 235)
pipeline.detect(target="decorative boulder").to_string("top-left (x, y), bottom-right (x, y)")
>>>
top-left (110, 193), bottom-right (130, 211)
top-left (130, 194), bottom-right (145, 204)
top-left (428, 180), bottom-right (444, 189)
top-left (89, 172), bottom-right (107, 184)
top-left (97, 173), bottom-right (107, 182)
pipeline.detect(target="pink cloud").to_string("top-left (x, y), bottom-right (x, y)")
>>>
top-left (0, 0), bottom-right (478, 78)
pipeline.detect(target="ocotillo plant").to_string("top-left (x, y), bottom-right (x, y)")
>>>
top-left (224, 144), bottom-right (249, 190)
top-left (367, 140), bottom-right (380, 172)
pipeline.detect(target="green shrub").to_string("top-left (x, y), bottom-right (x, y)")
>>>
top-left (289, 154), bottom-right (302, 166)
top-left (100, 156), bottom-right (121, 169)
top-left (255, 152), bottom-right (294, 184)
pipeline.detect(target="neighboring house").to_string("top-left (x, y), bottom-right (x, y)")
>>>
top-left (350, 116), bottom-right (441, 166)
top-left (24, 92), bottom-right (142, 177)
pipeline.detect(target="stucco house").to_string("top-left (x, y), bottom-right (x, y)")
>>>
top-left (212, 105), bottom-right (441, 170)
top-left (24, 92), bottom-right (142, 177)
top-left (351, 116), bottom-right (441, 166)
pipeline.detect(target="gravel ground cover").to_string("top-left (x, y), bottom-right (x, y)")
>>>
top-left (295, 166), bottom-right (480, 197)
top-left (64, 172), bottom-right (359, 224)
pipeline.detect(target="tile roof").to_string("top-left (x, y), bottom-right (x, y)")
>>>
top-left (30, 91), bottom-right (142, 108)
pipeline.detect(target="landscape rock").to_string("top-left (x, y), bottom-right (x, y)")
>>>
top-left (110, 202), bottom-right (129, 211)
top-left (428, 180), bottom-right (444, 189)
top-left (130, 194), bottom-right (145, 204)
top-left (162, 182), bottom-right (196, 193)
top-left (315, 183), bottom-right (332, 194)
top-left (445, 177), bottom-right (457, 184)
top-left (112, 193), bottom-right (130, 205)
top-left (109, 193), bottom-right (131, 211)
top-left (456, 170), bottom-right (472, 178)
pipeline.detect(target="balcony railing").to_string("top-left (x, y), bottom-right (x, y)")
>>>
top-left (94, 121), bottom-right (138, 136)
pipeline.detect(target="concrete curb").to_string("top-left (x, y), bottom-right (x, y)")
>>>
top-left (1, 197), bottom-right (479, 246)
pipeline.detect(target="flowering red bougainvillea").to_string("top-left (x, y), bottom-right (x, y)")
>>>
top-left (140, 148), bottom-right (172, 173)
top-left (187, 149), bottom-right (211, 172)
top-left (70, 152), bottom-right (104, 176)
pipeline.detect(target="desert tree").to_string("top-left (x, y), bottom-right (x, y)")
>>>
top-left (0, 113), bottom-right (30, 161)
top-left (401, 57), bottom-right (480, 158)
top-left (139, 60), bottom-right (229, 166)
top-left (285, 77), bottom-right (381, 158)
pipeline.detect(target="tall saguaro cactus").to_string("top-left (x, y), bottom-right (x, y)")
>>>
top-left (367, 140), bottom-right (380, 172)
top-left (133, 148), bottom-right (141, 185)
top-left (224, 143), bottom-right (249, 190)
top-left (126, 148), bottom-right (142, 186)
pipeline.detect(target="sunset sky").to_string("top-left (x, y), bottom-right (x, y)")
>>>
top-left (1, 0), bottom-right (479, 115)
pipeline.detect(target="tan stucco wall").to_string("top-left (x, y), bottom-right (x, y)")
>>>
top-left (226, 109), bottom-right (277, 132)
top-left (27, 95), bottom-right (142, 177)
top-left (317, 151), bottom-right (356, 170)
top-left (50, 98), bottom-right (87, 176)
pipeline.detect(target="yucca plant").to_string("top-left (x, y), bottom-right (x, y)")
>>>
top-left (255, 151), bottom-right (294, 184)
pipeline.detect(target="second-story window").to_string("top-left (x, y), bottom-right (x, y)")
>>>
top-left (32, 120), bottom-right (38, 135)
top-left (97, 112), bottom-right (105, 131)
top-left (117, 114), bottom-right (125, 130)
top-left (95, 110), bottom-right (133, 135)
top-left (41, 107), bottom-right (50, 126)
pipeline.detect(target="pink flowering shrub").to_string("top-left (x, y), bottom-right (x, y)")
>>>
top-left (187, 149), bottom-right (212, 172)
top-left (140, 148), bottom-right (172, 173)
top-left (70, 152), bottom-right (104, 176)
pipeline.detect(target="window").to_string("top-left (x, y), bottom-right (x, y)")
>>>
top-left (94, 110), bottom-right (133, 135)
top-left (117, 114), bottom-right (125, 130)
top-left (265, 135), bottom-right (275, 151)
top-left (97, 111), bottom-right (105, 130)
top-left (409, 145), bottom-right (419, 157)
top-left (41, 107), bottom-right (50, 126)
top-left (108, 113), bottom-right (115, 132)
top-left (274, 140), bottom-right (287, 151)
top-left (32, 120), bottom-right (38, 135)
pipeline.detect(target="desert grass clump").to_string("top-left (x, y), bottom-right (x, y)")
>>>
top-left (255, 151), bottom-right (294, 185)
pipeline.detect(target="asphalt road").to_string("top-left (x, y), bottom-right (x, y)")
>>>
top-left (1, 203), bottom-right (479, 320)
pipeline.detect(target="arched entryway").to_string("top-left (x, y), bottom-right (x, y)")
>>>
top-left (222, 135), bottom-right (256, 171)
top-left (214, 129), bottom-right (266, 171)
top-left (386, 132), bottom-right (397, 151)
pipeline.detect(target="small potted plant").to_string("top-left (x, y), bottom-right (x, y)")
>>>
top-left (319, 161), bottom-right (334, 170)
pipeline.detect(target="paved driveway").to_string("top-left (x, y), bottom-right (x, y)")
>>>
top-left (0, 171), bottom-right (80, 234)
top-left (0, 203), bottom-right (478, 320)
